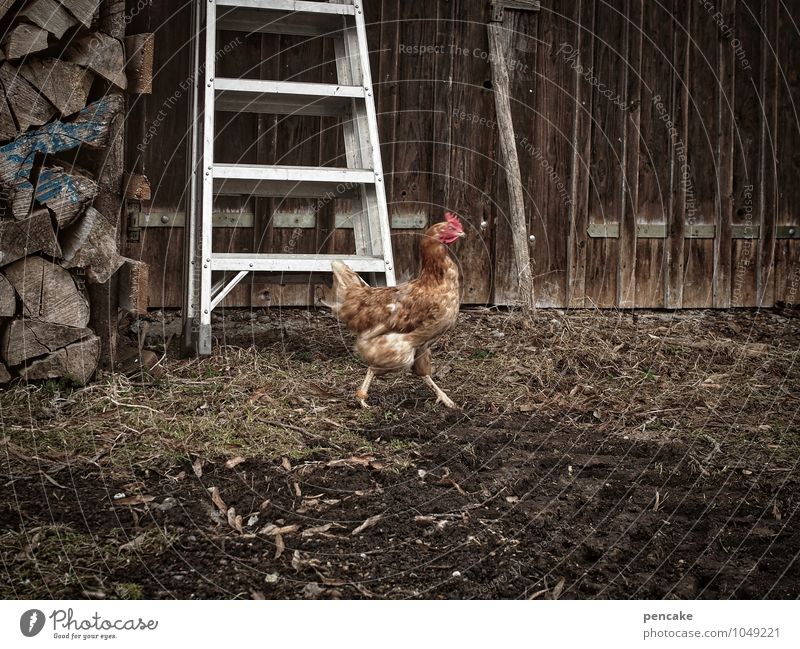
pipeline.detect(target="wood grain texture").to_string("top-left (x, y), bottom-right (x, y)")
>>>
top-left (0, 271), bottom-right (14, 316)
top-left (774, 2), bottom-right (800, 304)
top-left (730, 0), bottom-right (761, 307)
top-left (633, 0), bottom-right (672, 308)
top-left (714, 0), bottom-right (735, 307)
top-left (618, 0), bottom-right (642, 308)
top-left (682, 0), bottom-right (718, 308)
top-left (1, 318), bottom-right (93, 365)
top-left (488, 19), bottom-right (533, 311)
top-left (756, 0), bottom-right (777, 307)
top-left (2, 23), bottom-right (49, 61)
top-left (0, 209), bottom-right (61, 266)
top-left (19, 58), bottom-right (93, 117)
top-left (3, 256), bottom-right (89, 328)
top-left (585, 0), bottom-right (626, 307)
top-left (18, 335), bottom-right (99, 384)
top-left (567, 0), bottom-right (595, 307)
top-left (21, 0), bottom-right (78, 39)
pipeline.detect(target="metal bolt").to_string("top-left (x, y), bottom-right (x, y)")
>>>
top-left (480, 220), bottom-right (488, 230)
top-left (161, 214), bottom-right (169, 224)
top-left (529, 234), bottom-right (536, 242)
top-left (790, 227), bottom-right (796, 236)
top-left (249, 263), bottom-right (253, 268)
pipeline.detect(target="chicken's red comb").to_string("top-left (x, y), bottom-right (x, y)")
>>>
top-left (444, 212), bottom-right (463, 230)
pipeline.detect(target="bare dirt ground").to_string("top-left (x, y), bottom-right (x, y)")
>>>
top-left (1, 307), bottom-right (798, 599)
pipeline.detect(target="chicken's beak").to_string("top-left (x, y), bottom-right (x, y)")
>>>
top-left (457, 231), bottom-right (466, 239)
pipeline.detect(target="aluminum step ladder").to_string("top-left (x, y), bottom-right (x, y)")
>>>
top-left (184, 0), bottom-right (396, 355)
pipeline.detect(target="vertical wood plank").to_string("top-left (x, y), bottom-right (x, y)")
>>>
top-left (756, 0), bottom-right (778, 307)
top-left (390, 1), bottom-right (436, 284)
top-left (730, 0), bottom-right (761, 307)
top-left (618, 0), bottom-right (642, 308)
top-left (714, 0), bottom-right (736, 307)
top-left (774, 2), bottom-right (800, 304)
top-left (666, 0), bottom-right (691, 308)
top-left (682, 0), bottom-right (719, 308)
top-left (585, 0), bottom-right (627, 307)
top-left (567, 0), bottom-right (596, 307)
top-left (449, 0), bottom-right (494, 304)
top-left (633, 0), bottom-right (673, 308)
top-left (524, 1), bottom-right (579, 307)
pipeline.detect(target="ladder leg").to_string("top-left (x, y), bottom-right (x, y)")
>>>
top-left (198, 0), bottom-right (217, 356)
top-left (183, 0), bottom-right (204, 356)
top-left (335, 15), bottom-right (395, 286)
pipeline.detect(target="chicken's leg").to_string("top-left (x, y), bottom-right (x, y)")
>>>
top-left (355, 367), bottom-right (375, 409)
top-left (413, 349), bottom-right (458, 409)
top-left (421, 375), bottom-right (458, 409)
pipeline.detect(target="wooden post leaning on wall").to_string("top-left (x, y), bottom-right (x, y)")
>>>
top-left (487, 1), bottom-right (539, 314)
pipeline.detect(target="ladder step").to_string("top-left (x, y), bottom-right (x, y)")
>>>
top-left (212, 164), bottom-right (375, 198)
top-left (217, 0), bottom-right (354, 37)
top-left (215, 78), bottom-right (364, 117)
top-left (211, 253), bottom-right (387, 273)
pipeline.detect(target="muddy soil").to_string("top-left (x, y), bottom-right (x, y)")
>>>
top-left (1, 308), bottom-right (798, 599)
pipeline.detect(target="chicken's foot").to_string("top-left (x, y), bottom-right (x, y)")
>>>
top-left (355, 368), bottom-right (375, 409)
top-left (421, 375), bottom-right (458, 409)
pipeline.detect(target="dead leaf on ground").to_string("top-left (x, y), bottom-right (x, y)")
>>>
top-left (326, 455), bottom-right (376, 468)
top-left (227, 507), bottom-right (243, 533)
top-left (192, 458), bottom-right (203, 478)
top-left (114, 495), bottom-right (156, 506)
top-left (119, 533), bottom-right (149, 551)
top-left (208, 486), bottom-right (227, 513)
top-left (260, 523), bottom-right (300, 536)
top-left (351, 513), bottom-right (383, 535)
top-left (274, 533), bottom-right (285, 559)
top-left (281, 457), bottom-right (292, 471)
top-left (225, 456), bottom-right (246, 470)
top-left (292, 550), bottom-right (323, 573)
top-left (551, 577), bottom-right (566, 600)
top-left (302, 523), bottom-right (334, 538)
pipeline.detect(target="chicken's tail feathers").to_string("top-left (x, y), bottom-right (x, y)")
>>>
top-left (321, 260), bottom-right (364, 312)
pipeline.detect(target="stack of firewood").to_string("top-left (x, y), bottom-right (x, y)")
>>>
top-left (0, 0), bottom-right (138, 385)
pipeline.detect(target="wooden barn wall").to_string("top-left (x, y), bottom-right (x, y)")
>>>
top-left (125, 0), bottom-right (800, 308)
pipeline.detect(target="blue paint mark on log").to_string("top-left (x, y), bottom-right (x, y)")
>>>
top-left (0, 96), bottom-right (122, 190)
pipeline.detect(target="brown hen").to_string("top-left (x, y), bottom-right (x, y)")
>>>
top-left (325, 213), bottom-right (465, 409)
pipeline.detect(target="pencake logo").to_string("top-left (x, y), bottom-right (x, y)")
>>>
top-left (20, 609), bottom-right (46, 637)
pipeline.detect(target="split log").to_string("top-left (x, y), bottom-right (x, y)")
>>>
top-left (0, 0), bottom-right (16, 22)
top-left (18, 335), bottom-right (99, 384)
top-left (60, 206), bottom-right (123, 283)
top-left (0, 96), bottom-right (123, 219)
top-left (19, 58), bottom-right (94, 116)
top-left (58, 0), bottom-right (100, 28)
top-left (1, 318), bottom-right (93, 365)
top-left (124, 33), bottom-right (154, 94)
top-left (0, 64), bottom-right (58, 131)
top-left (2, 23), bottom-right (49, 61)
top-left (35, 166), bottom-right (98, 228)
top-left (123, 172), bottom-right (150, 201)
top-left (0, 208), bottom-right (61, 266)
top-left (118, 257), bottom-right (148, 314)
top-left (0, 272), bottom-right (15, 316)
top-left (66, 33), bottom-right (127, 89)
top-left (0, 94), bottom-right (15, 141)
top-left (21, 0), bottom-right (79, 39)
top-left (0, 361), bottom-right (10, 384)
top-left (3, 256), bottom-right (89, 327)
